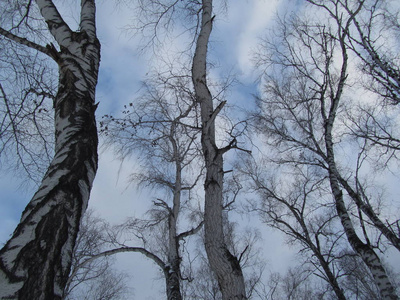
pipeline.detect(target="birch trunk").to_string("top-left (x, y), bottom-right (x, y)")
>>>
top-left (166, 155), bottom-right (183, 300)
top-left (328, 171), bottom-right (398, 300)
top-left (337, 174), bottom-right (400, 252)
top-left (314, 250), bottom-right (346, 300)
top-left (191, 1), bottom-right (246, 299)
top-left (324, 67), bottom-right (398, 300)
top-left (0, 1), bottom-right (100, 299)
top-left (325, 130), bottom-right (398, 299)
top-left (320, 10), bottom-right (398, 298)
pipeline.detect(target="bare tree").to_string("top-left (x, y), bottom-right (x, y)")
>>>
top-left (253, 5), bottom-right (398, 298)
top-left (306, 0), bottom-right (400, 254)
top-left (0, 1), bottom-right (101, 298)
top-left (125, 0), bottom-right (248, 297)
top-left (63, 210), bottom-right (130, 300)
top-left (191, 1), bottom-right (247, 298)
top-left (241, 159), bottom-right (347, 300)
top-left (100, 70), bottom-right (204, 300)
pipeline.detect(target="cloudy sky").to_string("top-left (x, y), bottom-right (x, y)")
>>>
top-left (0, 1), bottom-right (296, 298)
top-left (91, 1), bottom-right (297, 298)
top-left (1, 0), bottom-right (399, 299)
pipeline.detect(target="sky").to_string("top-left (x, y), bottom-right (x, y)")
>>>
top-left (89, 1), bottom-right (297, 298)
top-left (0, 1), bottom-right (295, 299)
top-left (1, 0), bottom-right (399, 299)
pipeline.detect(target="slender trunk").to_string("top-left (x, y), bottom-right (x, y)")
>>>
top-left (0, 2), bottom-right (100, 298)
top-left (165, 164), bottom-right (182, 300)
top-left (320, 13), bottom-right (398, 298)
top-left (164, 127), bottom-right (183, 300)
top-left (325, 116), bottom-right (398, 300)
top-left (165, 260), bottom-right (182, 300)
top-left (337, 175), bottom-right (400, 252)
top-left (331, 183), bottom-right (398, 300)
top-left (312, 246), bottom-right (346, 300)
top-left (191, 1), bottom-right (246, 299)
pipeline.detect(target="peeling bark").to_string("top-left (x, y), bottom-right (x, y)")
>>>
top-left (0, 1), bottom-right (100, 299)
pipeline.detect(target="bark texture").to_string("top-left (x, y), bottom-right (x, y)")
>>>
top-left (191, 1), bottom-right (246, 299)
top-left (0, 1), bottom-right (100, 299)
top-left (323, 33), bottom-right (398, 298)
top-left (326, 137), bottom-right (398, 300)
top-left (165, 159), bottom-right (183, 300)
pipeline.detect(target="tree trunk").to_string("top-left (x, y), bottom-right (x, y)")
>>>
top-left (191, 1), bottom-right (246, 299)
top-left (337, 175), bottom-right (400, 252)
top-left (165, 163), bottom-right (183, 300)
top-left (0, 1), bottom-right (100, 299)
top-left (165, 261), bottom-right (182, 300)
top-left (331, 183), bottom-right (398, 300)
top-left (321, 15), bottom-right (398, 298)
top-left (325, 113), bottom-right (398, 300)
top-left (312, 246), bottom-right (346, 300)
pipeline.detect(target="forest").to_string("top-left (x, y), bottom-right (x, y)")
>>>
top-left (0, 0), bottom-right (399, 299)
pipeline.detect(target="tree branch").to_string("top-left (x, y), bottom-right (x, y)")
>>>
top-left (80, 0), bottom-right (97, 39)
top-left (177, 221), bottom-right (204, 240)
top-left (0, 26), bottom-right (50, 57)
top-left (36, 0), bottom-right (73, 47)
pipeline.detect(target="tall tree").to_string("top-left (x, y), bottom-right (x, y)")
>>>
top-left (0, 1), bottom-right (101, 298)
top-left (101, 70), bottom-right (204, 300)
top-left (307, 0), bottom-right (400, 253)
top-left (129, 0), bottom-right (248, 297)
top-left (253, 4), bottom-right (398, 298)
top-left (191, 1), bottom-right (247, 298)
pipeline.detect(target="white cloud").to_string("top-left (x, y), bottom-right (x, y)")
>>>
top-left (233, 0), bottom-right (280, 78)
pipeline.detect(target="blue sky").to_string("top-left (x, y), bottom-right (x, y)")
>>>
top-left (2, 0), bottom-right (399, 299)
top-left (0, 1), bottom-right (293, 298)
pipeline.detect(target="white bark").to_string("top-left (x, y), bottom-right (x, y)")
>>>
top-left (0, 1), bottom-right (100, 299)
top-left (323, 20), bottom-right (398, 297)
top-left (191, 1), bottom-right (246, 299)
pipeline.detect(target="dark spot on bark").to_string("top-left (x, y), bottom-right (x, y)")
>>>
top-left (225, 249), bottom-right (242, 273)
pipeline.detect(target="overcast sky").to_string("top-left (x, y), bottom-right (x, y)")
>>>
top-left (1, 0), bottom-right (399, 299)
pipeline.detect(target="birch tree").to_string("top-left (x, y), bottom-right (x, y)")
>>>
top-left (242, 160), bottom-right (347, 299)
top-left (129, 0), bottom-right (248, 297)
top-left (101, 71), bottom-right (204, 300)
top-left (306, 0), bottom-right (400, 254)
top-left (0, 1), bottom-right (101, 298)
top-left (253, 5), bottom-right (398, 299)
top-left (192, 1), bottom-right (247, 298)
